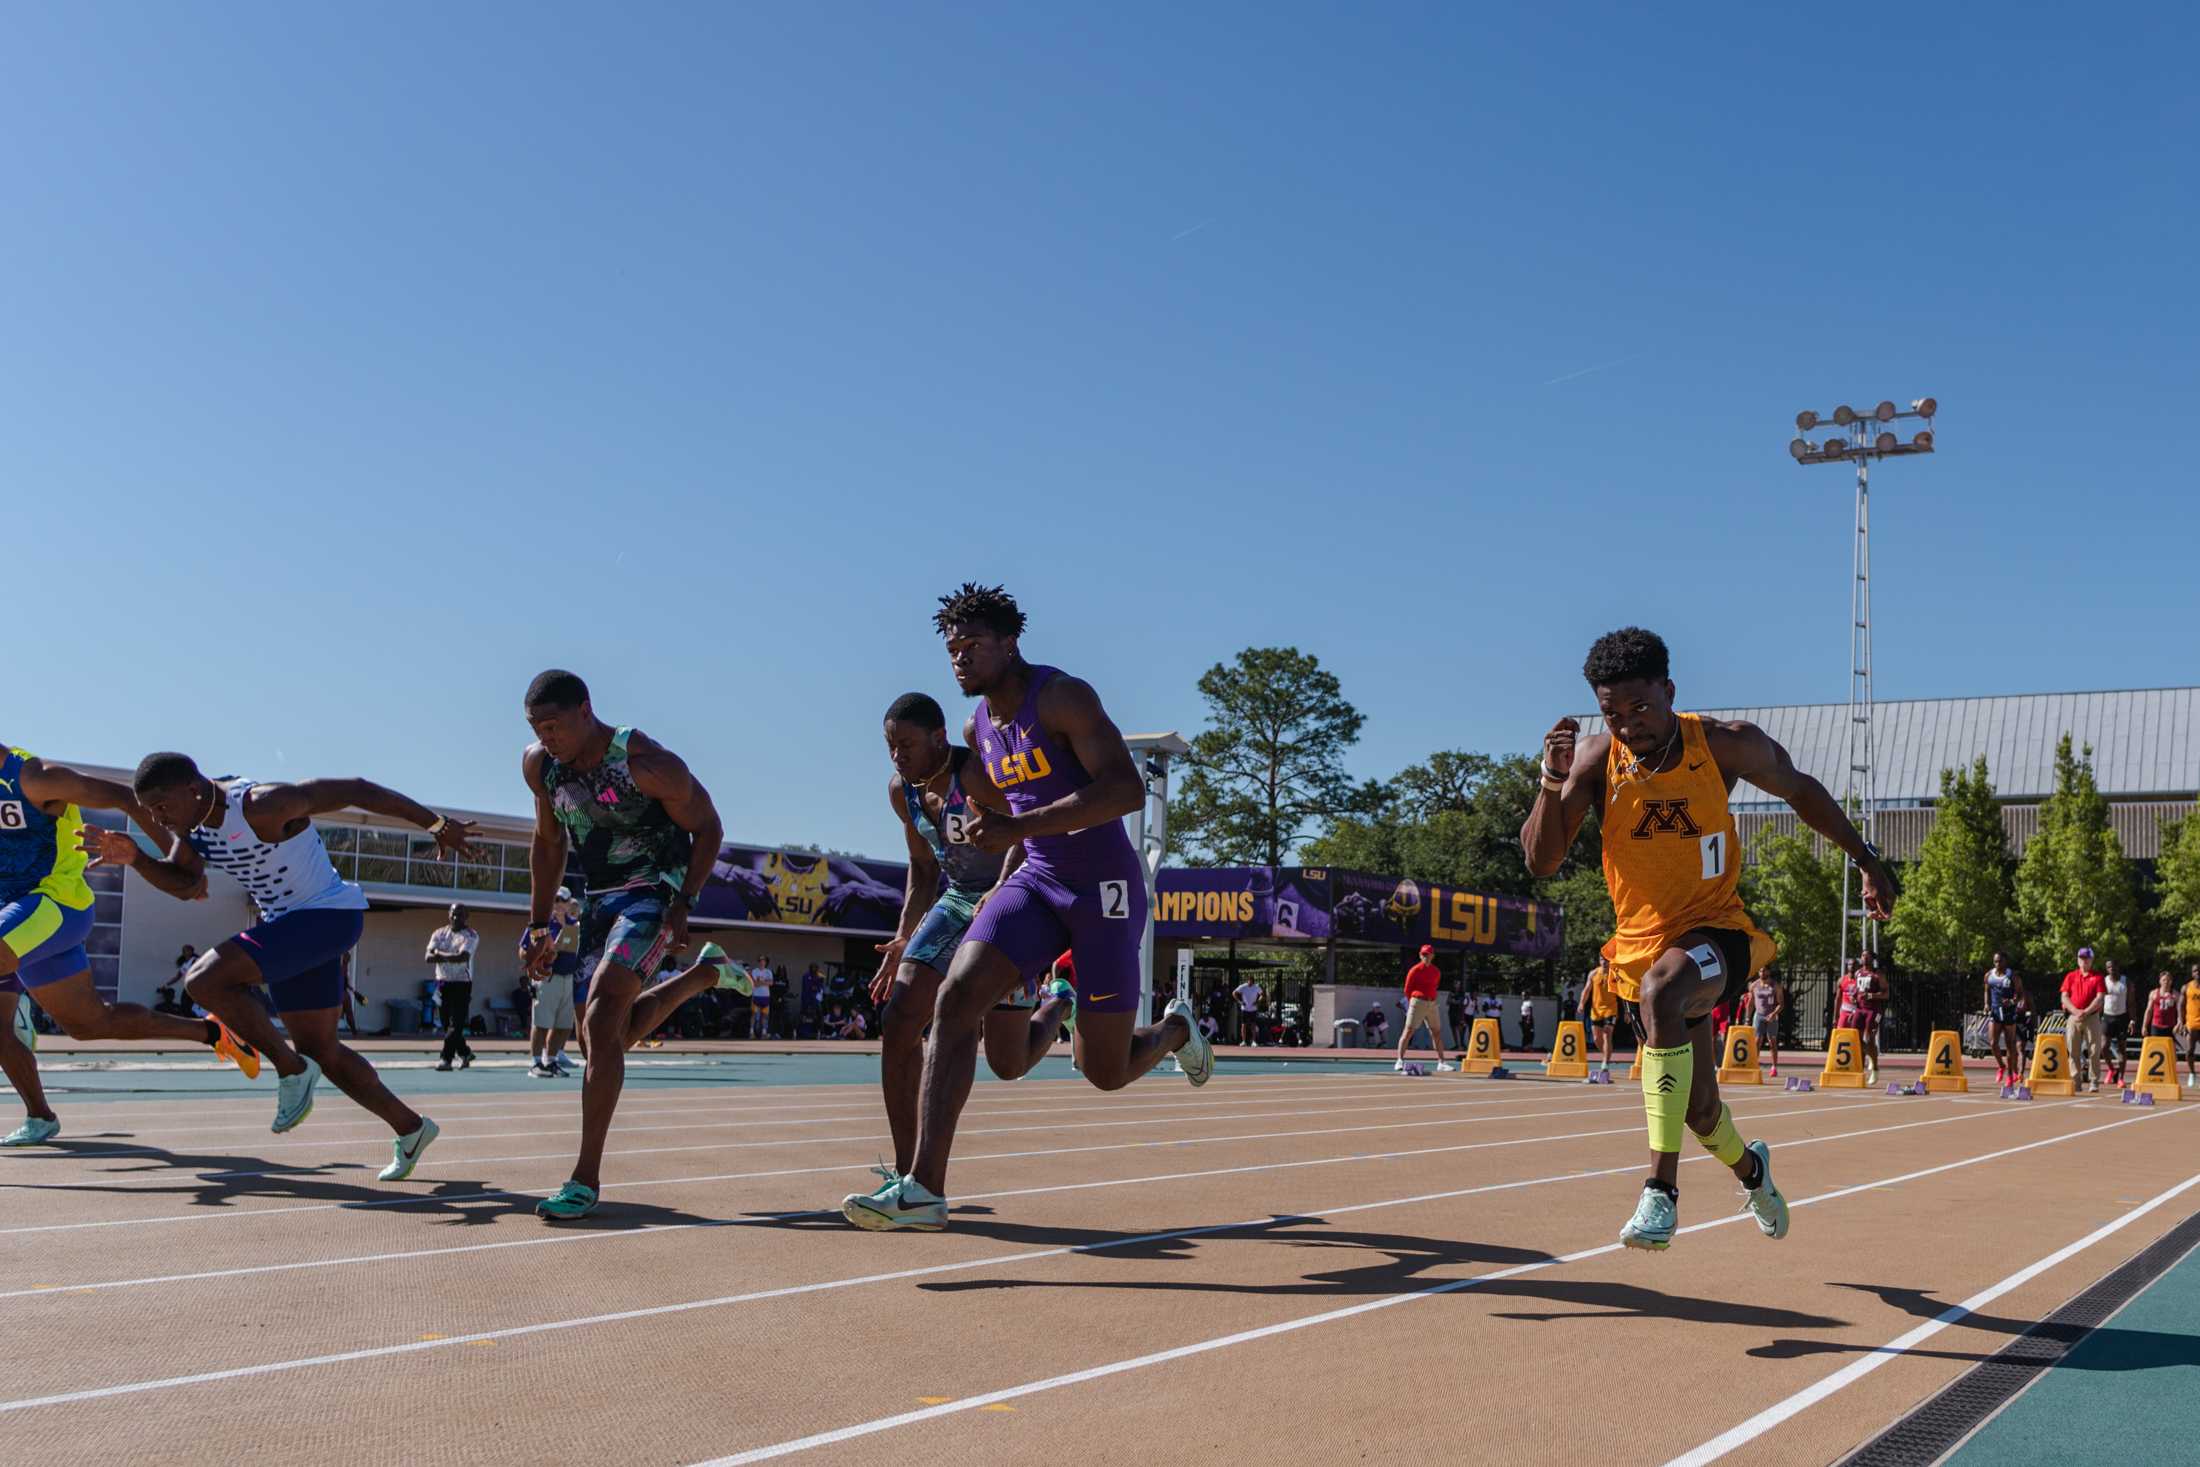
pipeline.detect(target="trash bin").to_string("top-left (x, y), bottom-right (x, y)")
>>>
top-left (1331, 1018), bottom-right (1361, 1049)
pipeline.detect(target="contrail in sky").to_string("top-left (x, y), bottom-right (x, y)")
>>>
top-left (1543, 353), bottom-right (1640, 386)
top-left (1170, 218), bottom-right (1216, 242)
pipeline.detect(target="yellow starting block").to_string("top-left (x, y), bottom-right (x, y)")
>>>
top-left (1460, 1017), bottom-right (1503, 1076)
top-left (1717, 1023), bottom-right (1763, 1085)
top-left (1821, 1027), bottom-right (1867, 1089)
top-left (2028, 1032), bottom-right (2076, 1096)
top-left (1921, 1029), bottom-right (1970, 1093)
top-left (2130, 1036), bottom-right (2185, 1102)
top-left (1547, 1020), bottom-right (1589, 1080)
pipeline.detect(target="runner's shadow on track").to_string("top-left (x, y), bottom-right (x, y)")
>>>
top-left (1747, 1282), bottom-right (2200, 1372)
top-left (0, 1138), bottom-right (674, 1228)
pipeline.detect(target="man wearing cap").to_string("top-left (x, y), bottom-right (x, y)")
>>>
top-left (1396, 944), bottom-right (1456, 1073)
top-left (2060, 946), bottom-right (2111, 1092)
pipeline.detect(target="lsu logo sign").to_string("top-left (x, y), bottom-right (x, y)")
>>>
top-left (1631, 799), bottom-right (1700, 839)
top-left (988, 745), bottom-right (1054, 790)
top-left (1156, 889), bottom-right (1256, 925)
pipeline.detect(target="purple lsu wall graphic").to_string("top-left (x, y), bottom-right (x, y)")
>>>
top-left (1153, 866), bottom-right (1561, 958)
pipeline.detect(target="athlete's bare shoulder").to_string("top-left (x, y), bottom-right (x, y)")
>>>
top-left (1034, 671), bottom-right (1111, 733)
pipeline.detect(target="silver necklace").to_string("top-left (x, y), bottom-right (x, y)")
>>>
top-left (1618, 720), bottom-right (1682, 786)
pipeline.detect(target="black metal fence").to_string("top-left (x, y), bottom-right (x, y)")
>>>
top-left (1768, 970), bottom-right (2054, 1054)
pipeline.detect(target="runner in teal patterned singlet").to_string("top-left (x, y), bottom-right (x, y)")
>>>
top-left (520, 669), bottom-right (729, 1221)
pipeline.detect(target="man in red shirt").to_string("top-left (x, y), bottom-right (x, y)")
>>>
top-left (2060, 946), bottom-right (2110, 1092)
top-left (1396, 944), bottom-right (1456, 1073)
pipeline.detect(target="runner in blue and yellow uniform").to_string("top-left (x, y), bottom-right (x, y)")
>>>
top-left (0, 748), bottom-right (258, 1147)
top-left (1522, 628), bottom-right (1898, 1251)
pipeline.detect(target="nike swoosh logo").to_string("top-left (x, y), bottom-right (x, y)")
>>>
top-left (1687, 761), bottom-right (1706, 771)
top-left (1088, 992), bottom-right (1116, 1002)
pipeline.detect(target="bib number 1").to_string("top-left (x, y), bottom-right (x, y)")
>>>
top-left (1700, 831), bottom-right (1727, 880)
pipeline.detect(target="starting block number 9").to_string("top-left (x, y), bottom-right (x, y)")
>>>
top-left (1471, 1027), bottom-right (1493, 1057)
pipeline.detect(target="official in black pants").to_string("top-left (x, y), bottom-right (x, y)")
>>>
top-left (427, 903), bottom-right (479, 1070)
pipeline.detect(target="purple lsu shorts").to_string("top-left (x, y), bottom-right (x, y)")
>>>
top-left (964, 860), bottom-right (1147, 1014)
top-left (232, 907), bottom-right (365, 1013)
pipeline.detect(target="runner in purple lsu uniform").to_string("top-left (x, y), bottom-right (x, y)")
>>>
top-left (845, 583), bottom-right (1214, 1232)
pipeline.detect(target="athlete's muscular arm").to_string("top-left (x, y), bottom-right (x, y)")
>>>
top-left (1703, 721), bottom-right (1897, 919)
top-left (78, 815), bottom-right (209, 901)
top-left (966, 676), bottom-right (1141, 852)
top-left (626, 734), bottom-right (723, 951)
top-left (1520, 719), bottom-right (1609, 878)
top-left (19, 759), bottom-right (153, 828)
top-left (871, 786), bottom-right (941, 1001)
top-left (520, 747), bottom-right (567, 973)
top-left (246, 779), bottom-right (480, 857)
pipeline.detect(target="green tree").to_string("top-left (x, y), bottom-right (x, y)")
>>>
top-left (1885, 757), bottom-right (2013, 975)
top-left (2012, 735), bottom-right (2143, 972)
top-left (2150, 810), bottom-right (2200, 964)
top-left (1168, 647), bottom-right (1384, 866)
top-left (1741, 828), bottom-right (1846, 977)
top-left (1544, 861), bottom-right (1616, 978)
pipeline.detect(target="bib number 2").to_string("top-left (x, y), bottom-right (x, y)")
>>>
top-left (1100, 880), bottom-right (1130, 920)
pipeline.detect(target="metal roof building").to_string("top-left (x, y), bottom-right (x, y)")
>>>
top-left (1579, 688), bottom-right (2199, 860)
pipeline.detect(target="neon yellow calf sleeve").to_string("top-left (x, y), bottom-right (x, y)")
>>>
top-left (1641, 1043), bottom-right (1692, 1153)
top-left (1692, 1101), bottom-right (1746, 1167)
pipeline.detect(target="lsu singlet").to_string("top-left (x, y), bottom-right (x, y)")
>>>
top-left (972, 665), bottom-right (1139, 880)
top-left (903, 747), bottom-right (1005, 898)
top-left (761, 851), bottom-right (830, 925)
top-left (1598, 713), bottom-right (1774, 1001)
top-left (540, 728), bottom-right (692, 895)
top-left (0, 749), bottom-right (91, 911)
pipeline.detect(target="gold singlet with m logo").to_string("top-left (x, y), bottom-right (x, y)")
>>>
top-left (762, 851), bottom-right (831, 926)
top-left (1599, 713), bottom-right (1775, 1001)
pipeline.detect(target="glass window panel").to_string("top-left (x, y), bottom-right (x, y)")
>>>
top-left (358, 855), bottom-right (407, 885)
top-left (358, 830), bottom-right (409, 857)
top-left (502, 868), bottom-right (532, 894)
top-left (412, 860), bottom-right (455, 888)
top-left (458, 865), bottom-right (499, 892)
top-left (320, 825), bottom-right (357, 852)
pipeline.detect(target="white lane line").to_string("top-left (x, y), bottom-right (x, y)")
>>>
top-left (0, 1086), bottom-right (1896, 1236)
top-left (0, 1090), bottom-right (1607, 1193)
top-left (684, 1106), bottom-right (2177, 1464)
top-left (0, 1079), bottom-right (1529, 1159)
top-left (0, 1100), bottom-right (2079, 1407)
top-left (1662, 1163), bottom-right (2200, 1466)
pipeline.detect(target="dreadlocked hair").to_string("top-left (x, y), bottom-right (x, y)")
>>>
top-left (933, 582), bottom-right (1027, 638)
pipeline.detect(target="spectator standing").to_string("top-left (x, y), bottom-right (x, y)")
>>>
top-left (2144, 973), bottom-right (2179, 1054)
top-left (1748, 971), bottom-right (1785, 1078)
top-left (1983, 953), bottom-right (2025, 1087)
top-left (1518, 994), bottom-right (1536, 1053)
top-left (426, 903), bottom-right (479, 1071)
top-left (1579, 959), bottom-right (1620, 1078)
top-left (803, 963), bottom-right (831, 1039)
top-left (2061, 947), bottom-right (2110, 1092)
top-left (1395, 945), bottom-right (1455, 1073)
top-left (2101, 961), bottom-right (2132, 1087)
top-left (1853, 952), bottom-right (1887, 1085)
top-left (1230, 975), bottom-right (1264, 1046)
top-left (527, 889), bottom-right (580, 1078)
top-left (748, 958), bottom-right (775, 1040)
top-left (2186, 964), bottom-right (2200, 1088)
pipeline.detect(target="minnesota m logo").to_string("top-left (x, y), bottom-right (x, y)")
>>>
top-left (1631, 799), bottom-right (1701, 839)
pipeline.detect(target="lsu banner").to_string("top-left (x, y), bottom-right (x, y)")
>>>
top-left (1153, 866), bottom-right (1560, 957)
top-left (698, 844), bottom-right (906, 934)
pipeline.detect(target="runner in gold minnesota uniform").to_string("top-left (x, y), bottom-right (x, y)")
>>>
top-left (1522, 628), bottom-right (1897, 1250)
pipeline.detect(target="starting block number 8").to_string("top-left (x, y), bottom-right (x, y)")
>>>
top-left (1559, 1030), bottom-right (1578, 1060)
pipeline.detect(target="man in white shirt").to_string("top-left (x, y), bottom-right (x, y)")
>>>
top-left (1233, 977), bottom-right (1264, 1045)
top-left (749, 958), bottom-right (776, 1040)
top-left (426, 904), bottom-right (479, 1071)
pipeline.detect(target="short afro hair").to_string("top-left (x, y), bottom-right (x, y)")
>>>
top-left (884, 692), bottom-right (946, 732)
top-left (1582, 627), bottom-right (1670, 686)
top-left (133, 751), bottom-right (203, 795)
top-left (933, 582), bottom-right (1026, 639)
top-left (525, 669), bottom-right (590, 711)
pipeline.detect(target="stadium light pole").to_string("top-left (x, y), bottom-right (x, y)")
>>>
top-left (1789, 398), bottom-right (1937, 973)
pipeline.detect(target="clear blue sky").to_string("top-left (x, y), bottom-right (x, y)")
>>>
top-left (6, 4), bottom-right (2194, 857)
